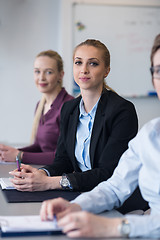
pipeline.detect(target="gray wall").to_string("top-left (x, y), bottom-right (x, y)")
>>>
top-left (128, 97), bottom-right (159, 129)
top-left (0, 0), bottom-right (60, 146)
top-left (0, 0), bottom-right (159, 146)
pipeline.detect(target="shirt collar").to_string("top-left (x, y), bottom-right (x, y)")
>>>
top-left (79, 97), bottom-right (100, 119)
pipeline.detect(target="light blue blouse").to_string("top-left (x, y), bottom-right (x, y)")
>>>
top-left (73, 117), bottom-right (160, 238)
top-left (75, 98), bottom-right (99, 171)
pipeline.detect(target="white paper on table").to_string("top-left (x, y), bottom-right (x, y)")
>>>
top-left (0, 215), bottom-right (61, 233)
top-left (0, 178), bottom-right (15, 189)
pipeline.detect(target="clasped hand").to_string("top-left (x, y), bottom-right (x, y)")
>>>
top-left (9, 164), bottom-right (48, 191)
top-left (0, 144), bottom-right (19, 162)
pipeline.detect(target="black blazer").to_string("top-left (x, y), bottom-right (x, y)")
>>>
top-left (44, 89), bottom-right (138, 191)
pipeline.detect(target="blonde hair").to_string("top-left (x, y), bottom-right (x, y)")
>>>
top-left (73, 39), bottom-right (115, 92)
top-left (30, 96), bottom-right (46, 143)
top-left (30, 50), bottom-right (64, 143)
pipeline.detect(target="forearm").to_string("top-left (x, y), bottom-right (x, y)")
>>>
top-left (72, 180), bottom-right (120, 214)
top-left (22, 152), bottom-right (55, 165)
top-left (39, 169), bottom-right (62, 190)
top-left (67, 165), bottom-right (122, 192)
top-left (43, 176), bottom-right (62, 190)
top-left (19, 143), bottom-right (41, 153)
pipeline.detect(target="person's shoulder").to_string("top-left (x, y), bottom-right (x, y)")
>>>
top-left (129, 117), bottom-right (160, 154)
top-left (61, 95), bottom-right (81, 113)
top-left (36, 100), bottom-right (40, 107)
top-left (61, 88), bottom-right (74, 102)
top-left (34, 100), bottom-right (40, 112)
top-left (64, 91), bottom-right (74, 101)
top-left (140, 117), bottom-right (160, 137)
top-left (109, 90), bottom-right (133, 103)
top-left (101, 90), bottom-right (135, 108)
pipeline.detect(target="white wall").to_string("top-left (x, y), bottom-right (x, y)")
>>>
top-left (0, 0), bottom-right (159, 147)
top-left (0, 0), bottom-right (61, 146)
top-left (61, 0), bottom-right (160, 130)
top-left (127, 97), bottom-right (159, 129)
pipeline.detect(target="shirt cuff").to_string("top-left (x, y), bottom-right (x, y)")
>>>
top-left (125, 214), bottom-right (160, 238)
top-left (39, 168), bottom-right (51, 177)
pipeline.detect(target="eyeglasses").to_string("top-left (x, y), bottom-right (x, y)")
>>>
top-left (150, 66), bottom-right (160, 79)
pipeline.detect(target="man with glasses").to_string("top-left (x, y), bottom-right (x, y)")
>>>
top-left (40, 34), bottom-right (160, 239)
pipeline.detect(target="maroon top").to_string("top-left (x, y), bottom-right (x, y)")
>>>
top-left (19, 88), bottom-right (73, 165)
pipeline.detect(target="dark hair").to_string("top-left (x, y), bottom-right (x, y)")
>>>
top-left (150, 34), bottom-right (160, 67)
top-left (36, 50), bottom-right (64, 72)
top-left (73, 39), bottom-right (110, 68)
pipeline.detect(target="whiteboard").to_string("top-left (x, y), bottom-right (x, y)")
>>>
top-left (73, 3), bottom-right (160, 97)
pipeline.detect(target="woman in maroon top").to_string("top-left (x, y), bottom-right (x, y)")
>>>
top-left (0, 50), bottom-right (73, 165)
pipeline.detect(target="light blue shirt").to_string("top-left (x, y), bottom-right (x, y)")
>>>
top-left (75, 98), bottom-right (99, 172)
top-left (73, 117), bottom-right (160, 238)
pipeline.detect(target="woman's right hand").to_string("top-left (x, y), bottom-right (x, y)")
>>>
top-left (40, 197), bottom-right (82, 221)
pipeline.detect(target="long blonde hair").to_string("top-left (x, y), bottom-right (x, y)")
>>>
top-left (73, 39), bottom-right (115, 92)
top-left (30, 50), bottom-right (64, 144)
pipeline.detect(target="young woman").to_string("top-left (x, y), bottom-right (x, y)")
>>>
top-left (0, 50), bottom-right (73, 165)
top-left (39, 34), bottom-right (160, 238)
top-left (9, 40), bottom-right (140, 205)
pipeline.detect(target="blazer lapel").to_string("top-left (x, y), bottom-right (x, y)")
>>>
top-left (67, 98), bottom-right (81, 169)
top-left (90, 91), bottom-right (108, 167)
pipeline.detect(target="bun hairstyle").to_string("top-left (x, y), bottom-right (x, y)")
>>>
top-left (30, 50), bottom-right (64, 143)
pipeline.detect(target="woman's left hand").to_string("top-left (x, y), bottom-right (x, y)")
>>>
top-left (0, 144), bottom-right (19, 162)
top-left (58, 211), bottom-right (122, 238)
